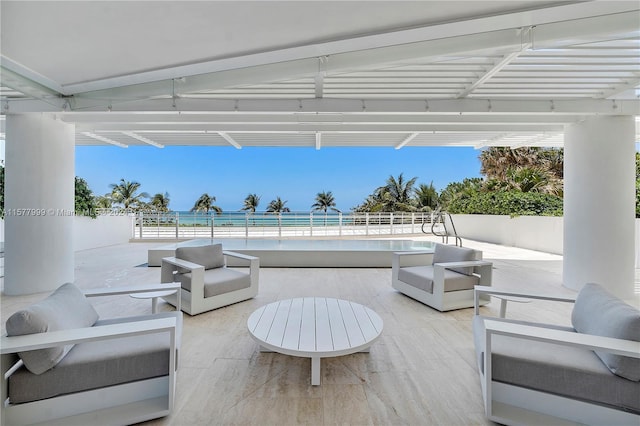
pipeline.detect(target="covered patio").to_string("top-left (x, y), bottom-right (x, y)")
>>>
top-left (1, 237), bottom-right (573, 425)
top-left (1, 2), bottom-right (639, 424)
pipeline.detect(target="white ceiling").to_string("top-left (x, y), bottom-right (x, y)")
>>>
top-left (1, 1), bottom-right (639, 149)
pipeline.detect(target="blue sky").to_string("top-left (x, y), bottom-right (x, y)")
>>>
top-left (75, 146), bottom-right (482, 212)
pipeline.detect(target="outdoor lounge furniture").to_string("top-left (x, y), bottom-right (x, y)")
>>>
top-left (472, 284), bottom-right (640, 426)
top-left (1, 282), bottom-right (182, 426)
top-left (391, 243), bottom-right (492, 311)
top-left (160, 243), bottom-right (259, 315)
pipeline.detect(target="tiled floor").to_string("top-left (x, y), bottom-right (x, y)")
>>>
top-left (0, 237), bottom-right (612, 425)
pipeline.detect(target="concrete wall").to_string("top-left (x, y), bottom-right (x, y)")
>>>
top-left (450, 214), bottom-right (564, 254)
top-left (74, 215), bottom-right (134, 251)
top-left (452, 215), bottom-right (640, 268)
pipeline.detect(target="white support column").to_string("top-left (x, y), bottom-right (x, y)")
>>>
top-left (5, 113), bottom-right (75, 295)
top-left (563, 116), bottom-right (636, 299)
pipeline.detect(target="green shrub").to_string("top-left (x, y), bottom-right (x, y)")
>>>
top-left (447, 190), bottom-right (563, 217)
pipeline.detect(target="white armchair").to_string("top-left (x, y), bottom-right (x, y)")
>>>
top-left (160, 243), bottom-right (259, 315)
top-left (392, 243), bottom-right (492, 311)
top-left (1, 282), bottom-right (182, 426)
top-left (473, 284), bottom-right (640, 425)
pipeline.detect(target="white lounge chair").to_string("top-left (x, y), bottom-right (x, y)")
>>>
top-left (1, 282), bottom-right (182, 425)
top-left (160, 243), bottom-right (259, 315)
top-left (392, 243), bottom-right (492, 311)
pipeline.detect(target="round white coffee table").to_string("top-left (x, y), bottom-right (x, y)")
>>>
top-left (247, 297), bottom-right (383, 386)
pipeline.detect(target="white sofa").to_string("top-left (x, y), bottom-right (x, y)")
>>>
top-left (473, 284), bottom-right (640, 425)
top-left (1, 282), bottom-right (182, 426)
top-left (392, 243), bottom-right (492, 311)
top-left (160, 243), bottom-right (259, 315)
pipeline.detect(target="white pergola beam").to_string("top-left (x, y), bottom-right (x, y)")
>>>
top-left (47, 98), bottom-right (638, 115)
top-left (457, 43), bottom-right (531, 98)
top-left (121, 131), bottom-right (164, 148)
top-left (597, 77), bottom-right (640, 99)
top-left (474, 133), bottom-right (513, 148)
top-left (218, 132), bottom-right (242, 149)
top-left (80, 132), bottom-right (128, 148)
top-left (64, 112), bottom-right (580, 125)
top-left (315, 132), bottom-right (321, 149)
top-left (394, 133), bottom-right (419, 150)
top-left (75, 122), bottom-right (565, 133)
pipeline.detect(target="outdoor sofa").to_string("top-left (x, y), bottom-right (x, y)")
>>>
top-left (160, 243), bottom-right (259, 315)
top-left (473, 283), bottom-right (640, 425)
top-left (392, 243), bottom-right (492, 311)
top-left (1, 282), bottom-right (182, 425)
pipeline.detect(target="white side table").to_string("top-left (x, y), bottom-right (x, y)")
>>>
top-left (130, 289), bottom-right (179, 314)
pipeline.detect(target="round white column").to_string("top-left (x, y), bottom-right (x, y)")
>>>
top-left (4, 113), bottom-right (75, 295)
top-left (563, 115), bottom-right (636, 299)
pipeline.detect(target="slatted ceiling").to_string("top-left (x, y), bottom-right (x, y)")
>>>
top-left (0, 86), bottom-right (28, 98)
top-left (196, 78), bottom-right (315, 99)
top-left (230, 133), bottom-right (316, 147)
top-left (410, 132), bottom-right (499, 146)
top-left (136, 133), bottom-right (228, 146)
top-left (322, 133), bottom-right (407, 147)
top-left (75, 131), bottom-right (229, 146)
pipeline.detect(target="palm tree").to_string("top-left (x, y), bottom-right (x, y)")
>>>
top-left (439, 178), bottom-right (483, 210)
top-left (109, 179), bottom-right (149, 210)
top-left (241, 193), bottom-right (261, 213)
top-left (311, 191), bottom-right (340, 213)
top-left (311, 191), bottom-right (340, 225)
top-left (414, 182), bottom-right (439, 211)
top-left (266, 197), bottom-right (290, 213)
top-left (94, 194), bottom-right (114, 209)
top-left (375, 173), bottom-right (418, 211)
top-left (150, 192), bottom-right (170, 212)
top-left (191, 193), bottom-right (222, 214)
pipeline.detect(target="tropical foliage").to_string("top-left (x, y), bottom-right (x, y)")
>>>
top-left (150, 192), bottom-right (171, 212)
top-left (266, 197), bottom-right (290, 213)
top-left (75, 177), bottom-right (98, 218)
top-left (414, 182), bottom-right (439, 211)
top-left (94, 194), bottom-right (114, 209)
top-left (447, 191), bottom-right (563, 216)
top-left (311, 191), bottom-right (340, 213)
top-left (241, 193), bottom-right (261, 213)
top-left (353, 173), bottom-right (420, 212)
top-left (109, 179), bottom-right (149, 210)
top-left (191, 193), bottom-right (222, 214)
top-left (443, 148), bottom-right (565, 216)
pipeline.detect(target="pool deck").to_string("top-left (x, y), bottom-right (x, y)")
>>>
top-left (147, 238), bottom-right (437, 267)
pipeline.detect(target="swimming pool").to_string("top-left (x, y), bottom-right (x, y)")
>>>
top-left (147, 238), bottom-right (435, 267)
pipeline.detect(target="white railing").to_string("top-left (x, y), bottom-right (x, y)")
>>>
top-left (131, 211), bottom-right (436, 239)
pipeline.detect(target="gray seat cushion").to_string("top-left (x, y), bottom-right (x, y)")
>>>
top-left (432, 243), bottom-right (478, 275)
top-left (572, 283), bottom-right (640, 381)
top-left (397, 265), bottom-right (479, 293)
top-left (177, 267), bottom-right (251, 298)
top-left (472, 316), bottom-right (640, 413)
top-left (8, 313), bottom-right (176, 404)
top-left (176, 244), bottom-right (225, 270)
top-left (5, 283), bottom-right (99, 375)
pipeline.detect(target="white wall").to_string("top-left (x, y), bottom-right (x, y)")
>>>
top-left (74, 215), bottom-right (134, 251)
top-left (450, 214), bottom-right (563, 254)
top-left (452, 215), bottom-right (640, 269)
